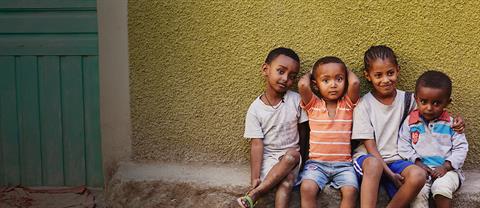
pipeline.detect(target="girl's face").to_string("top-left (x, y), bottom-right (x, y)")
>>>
top-left (313, 63), bottom-right (346, 102)
top-left (364, 58), bottom-right (399, 98)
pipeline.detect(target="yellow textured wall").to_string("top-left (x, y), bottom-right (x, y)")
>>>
top-left (128, 1), bottom-right (480, 168)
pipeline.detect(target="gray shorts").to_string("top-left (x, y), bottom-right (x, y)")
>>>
top-left (260, 152), bottom-right (302, 181)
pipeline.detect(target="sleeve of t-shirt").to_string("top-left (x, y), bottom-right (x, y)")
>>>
top-left (446, 123), bottom-right (468, 170)
top-left (397, 117), bottom-right (421, 162)
top-left (344, 95), bottom-right (358, 109)
top-left (293, 92), bottom-right (309, 123)
top-left (351, 98), bottom-right (374, 140)
top-left (299, 106), bottom-right (308, 123)
top-left (244, 106), bottom-right (264, 139)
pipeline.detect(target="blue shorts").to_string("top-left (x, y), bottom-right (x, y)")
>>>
top-left (297, 160), bottom-right (359, 190)
top-left (353, 154), bottom-right (414, 198)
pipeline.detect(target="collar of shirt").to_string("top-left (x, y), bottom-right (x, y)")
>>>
top-left (408, 109), bottom-right (450, 125)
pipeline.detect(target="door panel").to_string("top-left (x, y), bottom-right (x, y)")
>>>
top-left (0, 56), bottom-right (21, 185)
top-left (0, 0), bottom-right (102, 187)
top-left (38, 56), bottom-right (64, 186)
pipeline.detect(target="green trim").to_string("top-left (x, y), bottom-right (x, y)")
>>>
top-left (0, 0), bottom-right (96, 11)
top-left (0, 11), bottom-right (97, 34)
top-left (0, 34), bottom-right (98, 55)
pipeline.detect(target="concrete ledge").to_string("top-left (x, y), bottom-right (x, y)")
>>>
top-left (105, 162), bottom-right (480, 208)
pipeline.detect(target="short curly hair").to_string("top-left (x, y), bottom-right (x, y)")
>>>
top-left (415, 70), bottom-right (452, 98)
top-left (265, 47), bottom-right (300, 64)
top-left (312, 56), bottom-right (347, 80)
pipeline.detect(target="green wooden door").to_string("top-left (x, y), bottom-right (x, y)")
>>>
top-left (0, 0), bottom-right (103, 187)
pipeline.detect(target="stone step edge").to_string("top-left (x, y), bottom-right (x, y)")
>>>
top-left (113, 161), bottom-right (250, 189)
top-left (112, 161), bottom-right (480, 195)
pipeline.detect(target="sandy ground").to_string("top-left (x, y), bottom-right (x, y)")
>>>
top-left (105, 161), bottom-right (249, 207)
top-left (106, 179), bottom-right (243, 208)
top-left (0, 186), bottom-right (105, 208)
top-left (91, 188), bottom-right (105, 208)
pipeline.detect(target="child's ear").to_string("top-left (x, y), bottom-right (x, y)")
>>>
top-left (363, 70), bottom-right (371, 82)
top-left (261, 63), bottom-right (269, 76)
top-left (311, 80), bottom-right (318, 91)
top-left (447, 98), bottom-right (452, 105)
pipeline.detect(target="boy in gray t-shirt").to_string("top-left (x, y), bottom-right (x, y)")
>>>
top-left (237, 47), bottom-right (308, 208)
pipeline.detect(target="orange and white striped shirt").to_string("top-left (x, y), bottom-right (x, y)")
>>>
top-left (301, 95), bottom-right (356, 162)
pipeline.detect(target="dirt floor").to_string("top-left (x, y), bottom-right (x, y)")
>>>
top-left (105, 178), bottom-right (355, 208)
top-left (105, 179), bottom-right (244, 208)
top-left (0, 186), bottom-right (104, 208)
top-left (104, 161), bottom-right (347, 207)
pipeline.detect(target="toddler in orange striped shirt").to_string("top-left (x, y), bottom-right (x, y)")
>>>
top-left (297, 56), bottom-right (360, 208)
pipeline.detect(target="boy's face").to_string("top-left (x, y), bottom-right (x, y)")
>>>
top-left (313, 63), bottom-right (346, 102)
top-left (262, 55), bottom-right (299, 94)
top-left (364, 58), bottom-right (399, 98)
top-left (415, 86), bottom-right (451, 121)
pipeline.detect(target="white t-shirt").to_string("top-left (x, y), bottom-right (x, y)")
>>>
top-left (352, 90), bottom-right (415, 163)
top-left (244, 90), bottom-right (308, 157)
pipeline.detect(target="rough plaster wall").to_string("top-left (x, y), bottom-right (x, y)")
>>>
top-left (128, 1), bottom-right (480, 168)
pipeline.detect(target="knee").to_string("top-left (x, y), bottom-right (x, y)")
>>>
top-left (406, 166), bottom-right (427, 186)
top-left (431, 182), bottom-right (454, 199)
top-left (340, 186), bottom-right (358, 199)
top-left (283, 149), bottom-right (300, 166)
top-left (300, 180), bottom-right (319, 196)
top-left (363, 157), bottom-right (383, 176)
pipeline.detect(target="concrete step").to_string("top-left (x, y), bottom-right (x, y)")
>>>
top-left (105, 161), bottom-right (480, 208)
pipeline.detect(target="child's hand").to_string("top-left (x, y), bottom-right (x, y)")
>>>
top-left (389, 173), bottom-right (405, 188)
top-left (452, 115), bottom-right (465, 133)
top-left (299, 72), bottom-right (312, 83)
top-left (432, 166), bottom-right (448, 179)
top-left (415, 159), bottom-right (433, 178)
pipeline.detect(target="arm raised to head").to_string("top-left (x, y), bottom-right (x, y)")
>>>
top-left (298, 72), bottom-right (314, 105)
top-left (346, 69), bottom-right (360, 104)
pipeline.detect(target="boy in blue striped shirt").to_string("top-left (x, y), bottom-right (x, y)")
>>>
top-left (398, 70), bottom-right (468, 208)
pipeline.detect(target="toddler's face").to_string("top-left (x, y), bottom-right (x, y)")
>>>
top-left (364, 58), bottom-right (399, 98)
top-left (415, 86), bottom-right (451, 121)
top-left (262, 55), bottom-right (299, 94)
top-left (313, 63), bottom-right (346, 102)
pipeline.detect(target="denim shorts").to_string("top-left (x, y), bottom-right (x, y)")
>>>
top-left (353, 154), bottom-right (414, 198)
top-left (297, 160), bottom-right (359, 190)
